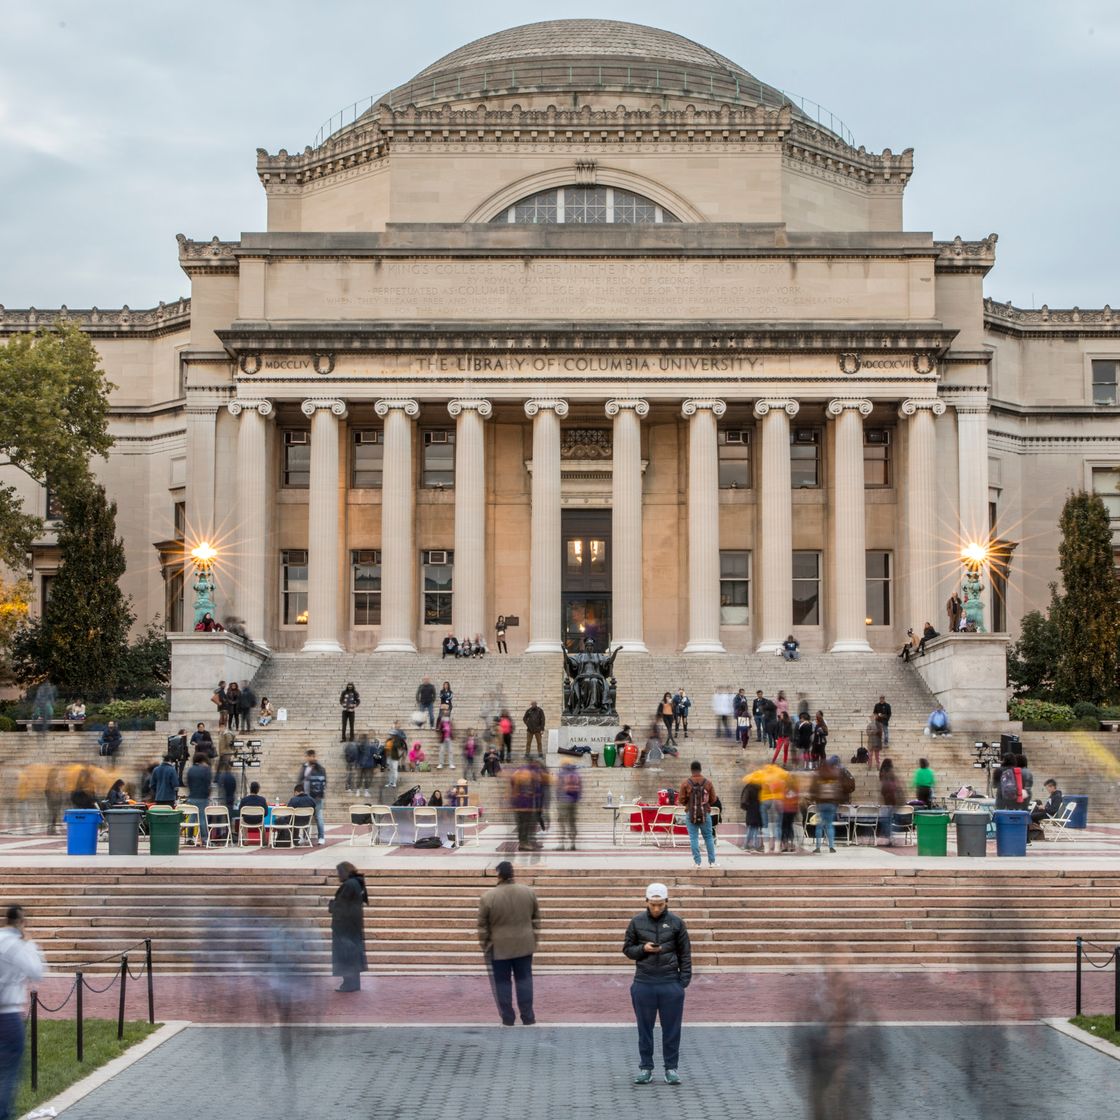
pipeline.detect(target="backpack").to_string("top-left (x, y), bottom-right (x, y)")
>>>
top-left (413, 835), bottom-right (442, 849)
top-left (411, 790), bottom-right (427, 807)
top-left (999, 767), bottom-right (1021, 804)
top-left (308, 773), bottom-right (327, 799)
top-left (852, 747), bottom-right (869, 764)
top-left (686, 777), bottom-right (710, 825)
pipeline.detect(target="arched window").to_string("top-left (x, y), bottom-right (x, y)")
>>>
top-left (490, 186), bottom-right (680, 225)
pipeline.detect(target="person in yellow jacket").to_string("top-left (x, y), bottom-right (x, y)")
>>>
top-left (745, 763), bottom-right (788, 853)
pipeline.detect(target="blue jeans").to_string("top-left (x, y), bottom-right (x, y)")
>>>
top-left (685, 814), bottom-right (716, 865)
top-left (488, 954), bottom-right (534, 1025)
top-left (0, 1012), bottom-right (25, 1120)
top-left (754, 715), bottom-right (765, 741)
top-left (631, 982), bottom-right (685, 1071)
top-left (765, 801), bottom-right (784, 847)
top-left (423, 703), bottom-right (435, 728)
top-left (188, 798), bottom-right (209, 845)
top-left (815, 802), bottom-right (837, 850)
top-left (313, 799), bottom-right (325, 841)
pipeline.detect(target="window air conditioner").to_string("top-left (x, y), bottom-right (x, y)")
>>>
top-left (865, 429), bottom-right (890, 445)
top-left (356, 431), bottom-right (381, 444)
top-left (427, 550), bottom-right (450, 565)
top-left (426, 431), bottom-right (449, 444)
top-left (794, 429), bottom-right (818, 444)
top-left (725, 430), bottom-right (748, 445)
top-left (287, 431), bottom-right (309, 444)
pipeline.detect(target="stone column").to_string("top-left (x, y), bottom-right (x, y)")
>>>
top-left (826, 398), bottom-right (874, 652)
top-left (681, 399), bottom-right (726, 654)
top-left (524, 398), bottom-right (568, 654)
top-left (448, 399), bottom-right (492, 641)
top-left (954, 393), bottom-right (991, 630)
top-left (375, 398), bottom-right (420, 653)
top-left (606, 399), bottom-right (649, 653)
top-left (184, 399), bottom-right (219, 545)
top-left (300, 398), bottom-right (348, 653)
top-left (899, 399), bottom-right (947, 631)
top-left (227, 399), bottom-right (273, 648)
top-left (754, 398), bottom-right (800, 652)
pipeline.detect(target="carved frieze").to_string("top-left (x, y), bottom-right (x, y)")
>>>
top-left (561, 428), bottom-right (612, 460)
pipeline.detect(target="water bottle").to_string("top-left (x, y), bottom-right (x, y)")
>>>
top-left (607, 789), bottom-right (614, 807)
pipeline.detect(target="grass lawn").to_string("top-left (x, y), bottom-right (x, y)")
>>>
top-left (1071, 1015), bottom-right (1120, 1048)
top-left (16, 1019), bottom-right (159, 1117)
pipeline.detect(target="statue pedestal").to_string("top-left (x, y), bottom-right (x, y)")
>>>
top-left (168, 633), bottom-right (268, 727)
top-left (556, 725), bottom-right (621, 757)
top-left (912, 634), bottom-right (1019, 733)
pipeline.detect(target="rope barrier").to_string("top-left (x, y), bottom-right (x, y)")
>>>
top-left (1080, 940), bottom-right (1118, 968)
top-left (33, 980), bottom-right (77, 1014)
top-left (75, 940), bottom-right (150, 968)
top-left (125, 959), bottom-right (147, 982)
top-left (80, 973), bottom-right (122, 995)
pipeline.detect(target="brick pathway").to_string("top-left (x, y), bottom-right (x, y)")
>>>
top-left (58, 1023), bottom-right (1120, 1119)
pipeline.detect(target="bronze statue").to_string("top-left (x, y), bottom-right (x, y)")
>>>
top-left (563, 640), bottom-right (621, 719)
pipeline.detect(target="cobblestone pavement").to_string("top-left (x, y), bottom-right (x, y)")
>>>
top-left (59, 1023), bottom-right (1119, 1120)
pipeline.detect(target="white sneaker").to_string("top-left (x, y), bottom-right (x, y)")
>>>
top-left (437, 765), bottom-right (443, 770)
top-left (317, 837), bottom-right (325, 845)
top-left (709, 861), bottom-right (719, 868)
top-left (449, 765), bottom-right (455, 769)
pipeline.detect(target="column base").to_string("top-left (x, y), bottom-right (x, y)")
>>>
top-left (829, 638), bottom-right (874, 653)
top-left (756, 640), bottom-right (782, 654)
top-left (525, 640), bottom-right (564, 654)
top-left (374, 639), bottom-right (417, 654)
top-left (610, 640), bottom-right (648, 654)
top-left (301, 639), bottom-right (344, 654)
top-left (683, 640), bottom-right (725, 654)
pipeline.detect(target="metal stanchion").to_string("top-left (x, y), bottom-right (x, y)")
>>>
top-left (145, 938), bottom-right (154, 1024)
top-left (75, 969), bottom-right (83, 1062)
top-left (1114, 947), bottom-right (1119, 1033)
top-left (30, 993), bottom-right (38, 1091)
top-left (1076, 937), bottom-right (1083, 1016)
top-left (117, 956), bottom-right (128, 1041)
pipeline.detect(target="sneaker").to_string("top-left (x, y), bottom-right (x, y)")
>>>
top-left (665, 1070), bottom-right (681, 1086)
top-left (829, 847), bottom-right (837, 853)
top-left (317, 837), bottom-right (326, 846)
top-left (708, 861), bottom-right (719, 868)
top-left (634, 1070), bottom-right (653, 1085)
top-left (436, 764), bottom-right (444, 770)
top-left (691, 862), bottom-right (701, 870)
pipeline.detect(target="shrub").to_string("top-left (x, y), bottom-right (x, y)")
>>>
top-left (1100, 706), bottom-right (1120, 720)
top-left (1074, 716), bottom-right (1101, 731)
top-left (0, 715), bottom-right (13, 733)
top-left (97, 697), bottom-right (168, 723)
top-left (1009, 698), bottom-right (1075, 724)
top-left (1072, 701), bottom-right (1101, 719)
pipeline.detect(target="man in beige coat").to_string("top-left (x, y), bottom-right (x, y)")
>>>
top-left (477, 860), bottom-right (540, 1025)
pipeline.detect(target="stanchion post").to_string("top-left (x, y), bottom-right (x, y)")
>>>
top-left (145, 938), bottom-right (154, 1024)
top-left (117, 955), bottom-right (128, 1041)
top-left (30, 992), bottom-right (38, 1091)
top-left (1114, 947), bottom-right (1119, 1034)
top-left (1076, 937), bottom-right (1083, 1016)
top-left (75, 969), bottom-right (83, 1062)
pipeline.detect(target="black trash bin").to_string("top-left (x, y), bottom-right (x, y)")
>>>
top-left (104, 808), bottom-right (145, 855)
top-left (954, 810), bottom-right (989, 857)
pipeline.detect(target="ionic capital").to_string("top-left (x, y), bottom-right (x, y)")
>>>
top-left (605, 398), bottom-right (650, 418)
top-left (826, 398), bottom-right (874, 418)
top-left (752, 398), bottom-right (799, 420)
top-left (681, 398), bottom-right (726, 418)
top-left (373, 398), bottom-right (420, 418)
top-left (447, 398), bottom-right (493, 419)
top-left (898, 398), bottom-right (947, 419)
top-left (524, 398), bottom-right (569, 418)
top-left (227, 399), bottom-right (274, 418)
top-left (300, 398), bottom-right (348, 419)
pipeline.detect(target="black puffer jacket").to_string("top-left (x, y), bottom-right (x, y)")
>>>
top-left (623, 908), bottom-right (692, 986)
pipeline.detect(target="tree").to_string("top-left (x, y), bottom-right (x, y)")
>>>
top-left (1053, 491), bottom-right (1120, 705)
top-left (0, 323), bottom-right (115, 568)
top-left (1007, 588), bottom-right (1060, 698)
top-left (12, 481), bottom-right (134, 700)
top-left (0, 576), bottom-right (31, 685)
top-left (117, 618), bottom-right (171, 698)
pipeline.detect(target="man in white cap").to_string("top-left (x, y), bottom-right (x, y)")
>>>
top-left (622, 882), bottom-right (692, 1085)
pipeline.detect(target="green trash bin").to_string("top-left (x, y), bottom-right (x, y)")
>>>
top-left (602, 744), bottom-right (617, 768)
top-left (914, 811), bottom-right (950, 856)
top-left (147, 808), bottom-right (183, 856)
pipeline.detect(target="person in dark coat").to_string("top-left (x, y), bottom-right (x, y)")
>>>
top-left (329, 861), bottom-right (368, 992)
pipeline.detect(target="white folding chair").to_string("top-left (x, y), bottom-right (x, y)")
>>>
top-left (348, 804), bottom-right (373, 844)
top-left (454, 806), bottom-right (482, 846)
top-left (204, 805), bottom-right (232, 848)
top-left (176, 803), bottom-right (201, 846)
top-left (269, 808), bottom-right (296, 848)
top-left (291, 807), bottom-right (316, 846)
top-left (238, 806), bottom-right (266, 848)
top-left (852, 805), bottom-right (880, 846)
top-left (1040, 801), bottom-right (1077, 842)
top-left (369, 805), bottom-right (399, 846)
top-left (648, 805), bottom-right (681, 847)
top-left (623, 801), bottom-right (650, 845)
top-left (413, 807), bottom-right (439, 842)
top-left (893, 806), bottom-right (916, 845)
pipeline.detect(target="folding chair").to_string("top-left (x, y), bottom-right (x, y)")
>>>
top-left (623, 801), bottom-right (650, 846)
top-left (413, 807), bottom-right (439, 842)
top-left (369, 805), bottom-right (399, 846)
top-left (1040, 801), bottom-right (1077, 842)
top-left (204, 805), bottom-right (232, 848)
top-left (834, 804), bottom-right (855, 846)
top-left (348, 804), bottom-right (373, 845)
top-left (268, 807), bottom-right (296, 848)
top-left (892, 806), bottom-right (916, 845)
top-left (291, 807), bottom-right (316, 846)
top-left (647, 805), bottom-right (681, 847)
top-left (176, 803), bottom-right (201, 846)
top-left (852, 805), bottom-right (880, 846)
top-left (454, 806), bottom-right (482, 846)
top-left (238, 806), bottom-right (266, 848)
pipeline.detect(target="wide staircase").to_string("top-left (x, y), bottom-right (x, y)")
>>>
top-left (6, 864), bottom-right (1119, 974)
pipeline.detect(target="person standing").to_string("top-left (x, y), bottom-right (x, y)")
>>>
top-left (150, 754), bottom-right (180, 807)
top-left (623, 883), bottom-right (691, 1086)
top-left (864, 713), bottom-right (883, 771)
top-left (678, 761), bottom-right (718, 869)
top-left (385, 724), bottom-right (406, 789)
top-left (416, 677), bottom-right (437, 729)
top-left (185, 753), bottom-right (213, 847)
top-left (872, 695), bottom-right (892, 748)
top-left (522, 701), bottom-right (546, 757)
top-left (495, 616), bottom-right (509, 654)
top-left (498, 711), bottom-right (514, 763)
top-left (658, 693), bottom-right (677, 747)
top-left (297, 749), bottom-right (328, 845)
top-left (673, 688), bottom-right (691, 739)
top-left (0, 905), bottom-right (45, 1120)
top-left (556, 761), bottom-right (582, 850)
top-left (810, 756), bottom-right (845, 853)
top-left (169, 727), bottom-right (191, 783)
top-left (477, 861), bottom-right (539, 1026)
top-left (339, 682), bottom-right (360, 742)
top-left (329, 862), bottom-right (368, 992)
top-left (236, 680), bottom-right (256, 735)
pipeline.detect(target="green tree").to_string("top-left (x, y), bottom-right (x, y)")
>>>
top-left (1007, 587), bottom-right (1060, 698)
top-left (117, 618), bottom-right (171, 699)
top-left (12, 482), bottom-right (134, 700)
top-left (1053, 491), bottom-right (1120, 705)
top-left (0, 323), bottom-right (115, 568)
top-left (0, 576), bottom-right (32, 685)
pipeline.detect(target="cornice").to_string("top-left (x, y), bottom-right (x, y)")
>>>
top-left (934, 234), bottom-right (998, 275)
top-left (983, 297), bottom-right (1120, 337)
top-left (0, 298), bottom-right (190, 339)
top-left (176, 234), bottom-right (241, 276)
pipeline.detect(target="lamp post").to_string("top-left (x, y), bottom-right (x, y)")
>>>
top-left (959, 541), bottom-right (989, 633)
top-left (189, 542), bottom-right (218, 628)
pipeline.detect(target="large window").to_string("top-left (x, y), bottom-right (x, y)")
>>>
top-left (1092, 467), bottom-right (1120, 520)
top-left (282, 431), bottom-right (310, 488)
top-left (282, 550), bottom-right (308, 625)
top-left (423, 430), bottom-right (455, 488)
top-left (792, 551), bottom-right (821, 625)
top-left (719, 551), bottom-right (750, 625)
top-left (423, 550), bottom-right (453, 626)
top-left (866, 551), bottom-right (892, 626)
top-left (352, 430), bottom-right (383, 488)
top-left (490, 186), bottom-right (680, 225)
top-left (1092, 360), bottom-right (1118, 405)
top-left (790, 430), bottom-right (820, 488)
top-left (352, 550), bottom-right (381, 626)
top-left (718, 430), bottom-right (751, 489)
top-left (864, 429), bottom-right (891, 487)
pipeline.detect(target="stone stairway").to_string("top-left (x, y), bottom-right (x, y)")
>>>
top-left (7, 865), bottom-right (1119, 974)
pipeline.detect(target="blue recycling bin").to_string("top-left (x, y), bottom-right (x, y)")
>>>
top-left (1064, 794), bottom-right (1089, 829)
top-left (63, 809), bottom-right (102, 856)
top-left (993, 809), bottom-right (1030, 857)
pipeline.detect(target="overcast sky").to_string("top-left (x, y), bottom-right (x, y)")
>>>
top-left (1, 0), bottom-right (1115, 310)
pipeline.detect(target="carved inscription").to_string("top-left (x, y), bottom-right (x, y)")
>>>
top-left (416, 355), bottom-right (762, 373)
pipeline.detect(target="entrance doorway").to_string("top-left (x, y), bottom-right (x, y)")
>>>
top-left (561, 509), bottom-right (611, 650)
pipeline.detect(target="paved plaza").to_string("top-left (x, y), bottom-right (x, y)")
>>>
top-left (59, 1023), bottom-right (1120, 1119)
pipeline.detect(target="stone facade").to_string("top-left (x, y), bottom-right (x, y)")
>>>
top-left (2, 20), bottom-right (1118, 657)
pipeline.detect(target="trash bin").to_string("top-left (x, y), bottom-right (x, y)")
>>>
top-left (954, 811), bottom-right (989, 857)
top-left (914, 811), bottom-right (950, 856)
top-left (63, 809), bottom-right (102, 856)
top-left (994, 809), bottom-right (1030, 856)
top-left (1065, 794), bottom-right (1089, 829)
top-left (147, 808), bottom-right (183, 856)
top-left (104, 808), bottom-right (144, 856)
top-left (602, 744), bottom-right (617, 768)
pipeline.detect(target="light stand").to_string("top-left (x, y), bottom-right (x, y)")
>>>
top-left (231, 738), bottom-right (262, 800)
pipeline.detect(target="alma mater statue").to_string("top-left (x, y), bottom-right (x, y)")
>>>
top-left (563, 640), bottom-right (621, 719)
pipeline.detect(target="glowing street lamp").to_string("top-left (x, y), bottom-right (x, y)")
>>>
top-left (960, 541), bottom-right (989, 571)
top-left (958, 540), bottom-right (989, 633)
top-left (189, 541), bottom-right (219, 627)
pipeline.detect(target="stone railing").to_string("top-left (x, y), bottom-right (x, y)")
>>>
top-left (0, 298), bottom-right (191, 335)
top-left (983, 297), bottom-right (1118, 330)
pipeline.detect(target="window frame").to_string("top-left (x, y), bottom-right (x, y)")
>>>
top-left (865, 550), bottom-right (892, 627)
top-left (1090, 359), bottom-right (1119, 406)
top-left (863, 429), bottom-right (891, 488)
top-left (281, 549), bottom-right (309, 626)
top-left (352, 429), bottom-right (384, 489)
top-left (282, 430), bottom-right (311, 489)
top-left (718, 429), bottom-right (752, 490)
top-left (422, 430), bottom-right (455, 489)
top-left (792, 550), bottom-right (822, 626)
top-left (719, 550), bottom-right (751, 625)
top-left (492, 185), bottom-right (680, 225)
top-left (790, 429), bottom-right (821, 489)
top-left (422, 549), bottom-right (454, 627)
top-left (352, 549), bottom-right (382, 627)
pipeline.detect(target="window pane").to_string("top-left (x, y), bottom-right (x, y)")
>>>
top-left (283, 437), bottom-right (310, 488)
top-left (790, 442), bottom-right (819, 488)
top-left (864, 444), bottom-right (889, 487)
top-left (865, 551), bottom-right (890, 579)
top-left (588, 539), bottom-right (606, 571)
top-left (866, 579), bottom-right (890, 626)
top-left (353, 433), bottom-right (383, 488)
top-left (1092, 361), bottom-right (1118, 405)
top-left (792, 551), bottom-right (819, 580)
top-left (423, 564), bottom-right (453, 594)
top-left (282, 550), bottom-right (308, 625)
top-left (564, 187), bottom-right (608, 224)
top-left (720, 551), bottom-right (749, 579)
top-left (423, 433), bottom-right (455, 487)
top-left (792, 550), bottom-right (819, 625)
top-left (566, 540), bottom-right (584, 573)
top-left (718, 441), bottom-right (751, 489)
top-left (1093, 468), bottom-right (1120, 518)
top-left (492, 185), bottom-right (678, 224)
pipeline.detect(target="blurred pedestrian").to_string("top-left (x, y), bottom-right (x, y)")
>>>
top-left (0, 905), bottom-right (45, 1120)
top-left (659, 693), bottom-right (677, 747)
top-left (810, 757), bottom-right (845, 853)
top-left (297, 750), bottom-right (328, 845)
top-left (329, 862), bottom-right (368, 992)
top-left (523, 701), bottom-right (546, 757)
top-left (864, 713), bottom-right (882, 771)
top-left (478, 861), bottom-right (539, 1026)
top-left (185, 753), bottom-right (213, 846)
top-left (557, 761), bottom-right (582, 850)
top-left (339, 682), bottom-right (360, 742)
top-left (673, 688), bottom-right (691, 739)
top-left (463, 729), bottom-right (479, 780)
top-left (624, 883), bottom-right (691, 1086)
top-left (711, 689), bottom-right (733, 738)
